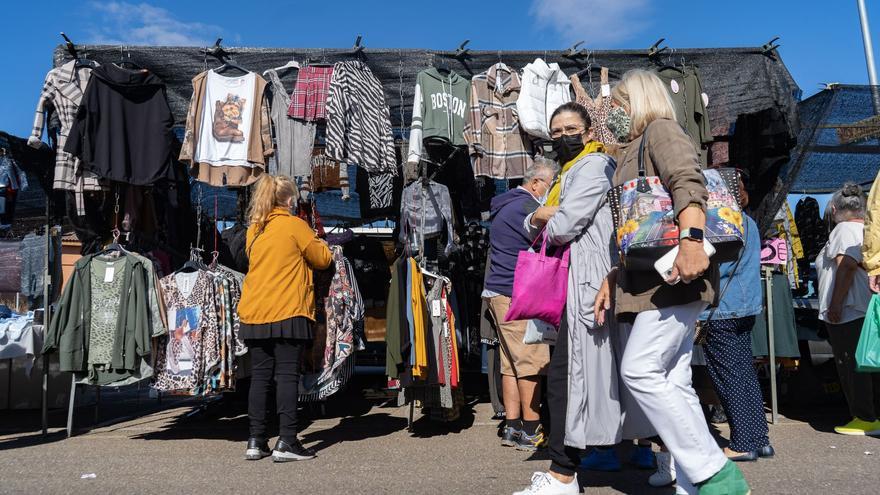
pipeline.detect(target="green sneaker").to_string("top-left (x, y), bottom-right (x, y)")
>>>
top-left (698, 460), bottom-right (750, 495)
top-left (834, 418), bottom-right (880, 436)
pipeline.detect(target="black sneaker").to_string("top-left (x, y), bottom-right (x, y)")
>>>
top-left (272, 438), bottom-right (316, 462)
top-left (245, 437), bottom-right (270, 461)
top-left (501, 426), bottom-right (521, 447)
top-left (515, 424), bottom-right (548, 452)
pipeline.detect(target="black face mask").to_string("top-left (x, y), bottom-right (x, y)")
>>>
top-left (552, 134), bottom-right (585, 164)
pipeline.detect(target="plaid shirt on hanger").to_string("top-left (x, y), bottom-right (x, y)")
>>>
top-left (287, 66), bottom-right (334, 122)
top-left (28, 60), bottom-right (105, 214)
top-left (463, 64), bottom-right (535, 179)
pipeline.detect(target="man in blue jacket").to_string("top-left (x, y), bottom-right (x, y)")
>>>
top-left (484, 158), bottom-right (558, 452)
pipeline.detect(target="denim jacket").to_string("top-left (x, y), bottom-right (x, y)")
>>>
top-left (700, 215), bottom-right (763, 321)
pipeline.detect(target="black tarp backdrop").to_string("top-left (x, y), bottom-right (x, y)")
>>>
top-left (52, 44), bottom-right (800, 139)
top-left (40, 44), bottom-right (801, 222)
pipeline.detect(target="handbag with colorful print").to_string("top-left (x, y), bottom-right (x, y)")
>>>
top-left (607, 126), bottom-right (745, 270)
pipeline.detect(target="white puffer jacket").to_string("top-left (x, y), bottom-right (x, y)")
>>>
top-left (516, 58), bottom-right (572, 140)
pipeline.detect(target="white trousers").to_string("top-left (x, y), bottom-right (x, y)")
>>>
top-left (619, 301), bottom-right (728, 484)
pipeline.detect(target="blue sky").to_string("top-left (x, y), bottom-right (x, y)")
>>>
top-left (1, 0), bottom-right (877, 137)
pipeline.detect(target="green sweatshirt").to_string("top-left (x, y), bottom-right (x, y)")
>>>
top-left (407, 68), bottom-right (471, 163)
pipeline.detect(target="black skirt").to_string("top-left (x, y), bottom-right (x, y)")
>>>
top-left (239, 316), bottom-right (314, 341)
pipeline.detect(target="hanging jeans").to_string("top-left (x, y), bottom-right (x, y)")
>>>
top-left (703, 316), bottom-right (770, 452)
top-left (826, 318), bottom-right (880, 421)
top-left (246, 338), bottom-right (306, 442)
top-left (619, 301), bottom-right (728, 485)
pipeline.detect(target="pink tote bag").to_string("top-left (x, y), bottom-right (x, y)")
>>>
top-left (505, 232), bottom-right (570, 327)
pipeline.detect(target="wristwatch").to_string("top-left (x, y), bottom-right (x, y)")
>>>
top-left (679, 227), bottom-right (704, 242)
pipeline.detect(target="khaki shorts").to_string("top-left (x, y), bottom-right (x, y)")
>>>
top-left (487, 295), bottom-right (550, 378)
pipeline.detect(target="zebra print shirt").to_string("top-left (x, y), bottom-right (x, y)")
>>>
top-left (324, 61), bottom-right (398, 175)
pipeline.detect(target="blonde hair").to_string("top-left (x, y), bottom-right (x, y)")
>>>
top-left (248, 174), bottom-right (297, 232)
top-left (611, 69), bottom-right (677, 138)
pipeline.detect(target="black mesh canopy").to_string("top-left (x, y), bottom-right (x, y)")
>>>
top-left (790, 85), bottom-right (880, 194)
top-left (51, 44), bottom-right (801, 137)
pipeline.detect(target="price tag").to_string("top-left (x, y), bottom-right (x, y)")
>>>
top-left (432, 300), bottom-right (442, 318)
top-left (601, 84), bottom-right (611, 97)
top-left (104, 266), bottom-right (115, 283)
top-left (702, 92), bottom-right (709, 107)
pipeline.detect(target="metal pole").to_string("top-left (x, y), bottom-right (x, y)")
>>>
top-left (41, 355), bottom-right (48, 437)
top-left (857, 0), bottom-right (880, 112)
top-left (765, 267), bottom-right (778, 424)
top-left (67, 373), bottom-right (76, 438)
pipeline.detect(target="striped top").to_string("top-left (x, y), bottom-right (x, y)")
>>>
top-left (324, 61), bottom-right (397, 174)
top-left (29, 60), bottom-right (105, 213)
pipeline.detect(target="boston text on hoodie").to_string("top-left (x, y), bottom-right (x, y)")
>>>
top-left (407, 68), bottom-right (471, 164)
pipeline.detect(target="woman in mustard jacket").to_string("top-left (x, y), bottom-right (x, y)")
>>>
top-left (238, 174), bottom-right (332, 463)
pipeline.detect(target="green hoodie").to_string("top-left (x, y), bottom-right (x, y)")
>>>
top-left (407, 68), bottom-right (471, 163)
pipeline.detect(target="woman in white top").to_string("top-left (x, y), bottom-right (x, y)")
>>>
top-left (816, 183), bottom-right (880, 436)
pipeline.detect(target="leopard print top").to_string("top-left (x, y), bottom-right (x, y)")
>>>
top-left (87, 257), bottom-right (127, 367)
top-left (152, 271), bottom-right (220, 394)
top-left (570, 70), bottom-right (619, 148)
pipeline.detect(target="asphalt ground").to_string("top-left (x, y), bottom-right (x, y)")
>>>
top-left (0, 380), bottom-right (877, 495)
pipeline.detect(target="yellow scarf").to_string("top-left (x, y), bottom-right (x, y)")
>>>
top-left (544, 141), bottom-right (606, 206)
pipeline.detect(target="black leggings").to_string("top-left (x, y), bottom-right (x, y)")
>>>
top-left (548, 322), bottom-right (583, 476)
top-left (246, 338), bottom-right (305, 442)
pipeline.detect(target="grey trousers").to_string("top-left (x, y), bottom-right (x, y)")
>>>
top-left (826, 318), bottom-right (880, 421)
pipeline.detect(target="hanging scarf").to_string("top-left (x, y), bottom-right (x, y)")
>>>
top-left (544, 140), bottom-right (606, 207)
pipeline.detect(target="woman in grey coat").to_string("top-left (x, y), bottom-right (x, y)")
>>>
top-left (515, 102), bottom-right (627, 495)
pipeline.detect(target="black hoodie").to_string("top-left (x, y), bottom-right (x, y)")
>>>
top-left (65, 63), bottom-right (176, 185)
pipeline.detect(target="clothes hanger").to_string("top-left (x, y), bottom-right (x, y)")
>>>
top-left (115, 46), bottom-right (146, 71)
top-left (574, 52), bottom-right (594, 79)
top-left (306, 48), bottom-right (334, 67)
top-left (433, 54), bottom-right (452, 75)
top-left (203, 38), bottom-right (250, 75)
top-left (60, 32), bottom-right (97, 68)
top-left (264, 59), bottom-right (300, 76)
top-left (419, 264), bottom-right (451, 286)
top-left (214, 58), bottom-right (250, 75)
top-left (97, 189), bottom-right (125, 257)
top-left (656, 48), bottom-right (687, 73)
top-left (176, 248), bottom-right (207, 273)
top-left (176, 183), bottom-right (208, 273)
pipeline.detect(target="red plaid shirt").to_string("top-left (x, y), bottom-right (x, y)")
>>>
top-left (287, 66), bottom-right (334, 121)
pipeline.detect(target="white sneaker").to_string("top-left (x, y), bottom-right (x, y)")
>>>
top-left (648, 451), bottom-right (676, 487)
top-left (513, 472), bottom-right (579, 495)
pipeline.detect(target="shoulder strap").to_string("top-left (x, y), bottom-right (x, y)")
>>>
top-left (704, 218), bottom-right (750, 324)
top-left (636, 125), bottom-right (651, 192)
top-left (246, 219), bottom-right (273, 260)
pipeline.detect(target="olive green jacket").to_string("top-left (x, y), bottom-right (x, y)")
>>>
top-left (43, 253), bottom-right (151, 373)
